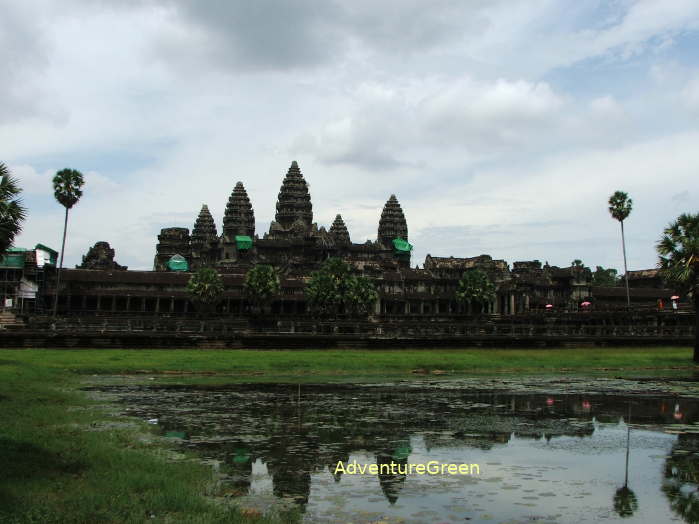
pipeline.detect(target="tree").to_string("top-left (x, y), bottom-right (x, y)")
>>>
top-left (571, 259), bottom-right (585, 268)
top-left (0, 163), bottom-right (27, 256)
top-left (344, 274), bottom-right (379, 316)
top-left (305, 257), bottom-right (377, 316)
top-left (52, 168), bottom-right (84, 316)
top-left (187, 267), bottom-right (224, 315)
top-left (592, 266), bottom-right (619, 287)
top-left (609, 191), bottom-right (633, 307)
top-left (456, 269), bottom-right (496, 314)
top-left (656, 213), bottom-right (699, 361)
top-left (243, 264), bottom-right (280, 313)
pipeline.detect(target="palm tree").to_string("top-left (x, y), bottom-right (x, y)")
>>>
top-left (0, 163), bottom-right (27, 256)
top-left (52, 168), bottom-right (84, 316)
top-left (609, 191), bottom-right (633, 307)
top-left (187, 267), bottom-right (224, 316)
top-left (243, 264), bottom-right (281, 314)
top-left (656, 213), bottom-right (699, 362)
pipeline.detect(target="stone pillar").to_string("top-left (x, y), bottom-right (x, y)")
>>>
top-left (170, 298), bottom-right (175, 313)
top-left (126, 296), bottom-right (131, 312)
top-left (96, 296), bottom-right (102, 311)
top-left (510, 294), bottom-right (515, 315)
top-left (524, 294), bottom-right (530, 311)
top-left (155, 297), bottom-right (160, 313)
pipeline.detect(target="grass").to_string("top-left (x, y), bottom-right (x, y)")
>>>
top-left (0, 353), bottom-right (297, 524)
top-left (0, 346), bottom-right (694, 522)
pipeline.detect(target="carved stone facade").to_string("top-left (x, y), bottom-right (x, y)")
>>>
top-left (154, 161), bottom-right (411, 274)
top-left (76, 241), bottom-right (127, 271)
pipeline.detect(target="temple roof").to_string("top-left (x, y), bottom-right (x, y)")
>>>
top-left (274, 161), bottom-right (312, 230)
top-left (329, 214), bottom-right (350, 244)
top-left (378, 194), bottom-right (408, 248)
top-left (223, 182), bottom-right (255, 238)
top-left (191, 204), bottom-right (218, 243)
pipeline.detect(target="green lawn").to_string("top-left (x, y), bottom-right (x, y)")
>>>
top-left (0, 346), bottom-right (694, 523)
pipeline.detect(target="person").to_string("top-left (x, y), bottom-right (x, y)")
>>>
top-left (672, 298), bottom-right (678, 312)
top-left (657, 298), bottom-right (664, 310)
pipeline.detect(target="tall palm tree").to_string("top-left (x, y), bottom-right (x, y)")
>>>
top-left (0, 163), bottom-right (27, 256)
top-left (609, 191), bottom-right (633, 307)
top-left (52, 168), bottom-right (84, 316)
top-left (657, 213), bottom-right (699, 362)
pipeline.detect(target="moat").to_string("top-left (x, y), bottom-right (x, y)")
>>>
top-left (89, 376), bottom-right (699, 523)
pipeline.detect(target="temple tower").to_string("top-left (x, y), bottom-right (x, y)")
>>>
top-left (274, 161), bottom-right (313, 230)
top-left (378, 195), bottom-right (408, 248)
top-left (191, 204), bottom-right (218, 269)
top-left (154, 227), bottom-right (191, 271)
top-left (329, 214), bottom-right (350, 244)
top-left (222, 182), bottom-right (255, 239)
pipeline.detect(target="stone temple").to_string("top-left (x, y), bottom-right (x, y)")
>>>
top-left (153, 161), bottom-right (412, 276)
top-left (7, 160), bottom-right (674, 318)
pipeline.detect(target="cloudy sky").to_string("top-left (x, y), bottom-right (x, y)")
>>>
top-left (3, 0), bottom-right (698, 272)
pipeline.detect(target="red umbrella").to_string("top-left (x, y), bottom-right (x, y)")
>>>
top-left (581, 301), bottom-right (591, 307)
top-left (545, 304), bottom-right (553, 309)
top-left (671, 295), bottom-right (680, 300)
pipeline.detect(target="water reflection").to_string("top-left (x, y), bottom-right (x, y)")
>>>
top-left (95, 382), bottom-right (699, 523)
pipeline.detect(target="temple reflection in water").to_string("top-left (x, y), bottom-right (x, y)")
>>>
top-left (93, 381), bottom-right (699, 522)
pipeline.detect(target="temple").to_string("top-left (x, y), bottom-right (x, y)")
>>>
top-left (0, 161), bottom-right (682, 319)
top-left (153, 161), bottom-right (410, 277)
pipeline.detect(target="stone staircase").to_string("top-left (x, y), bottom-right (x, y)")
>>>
top-left (0, 311), bottom-right (24, 329)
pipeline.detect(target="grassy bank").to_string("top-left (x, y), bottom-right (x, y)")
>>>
top-left (0, 354), bottom-right (294, 524)
top-left (0, 346), bottom-right (693, 523)
top-left (1, 346), bottom-right (694, 376)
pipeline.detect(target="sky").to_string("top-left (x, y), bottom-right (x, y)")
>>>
top-left (3, 0), bottom-right (698, 272)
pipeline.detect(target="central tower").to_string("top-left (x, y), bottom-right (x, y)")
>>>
top-left (274, 161), bottom-right (313, 230)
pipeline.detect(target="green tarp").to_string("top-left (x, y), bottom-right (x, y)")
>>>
top-left (0, 253), bottom-right (25, 269)
top-left (0, 248), bottom-right (27, 269)
top-left (167, 254), bottom-right (189, 272)
top-left (392, 238), bottom-right (413, 253)
top-left (235, 235), bottom-right (253, 250)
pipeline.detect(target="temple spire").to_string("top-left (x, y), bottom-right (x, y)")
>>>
top-left (378, 194), bottom-right (408, 248)
top-left (329, 214), bottom-right (350, 244)
top-left (223, 182), bottom-right (255, 238)
top-left (191, 204), bottom-right (217, 243)
top-left (274, 161), bottom-right (312, 230)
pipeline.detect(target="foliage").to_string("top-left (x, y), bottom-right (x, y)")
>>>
top-left (657, 213), bottom-right (699, 298)
top-left (613, 486), bottom-right (638, 518)
top-left (571, 259), bottom-right (585, 268)
top-left (592, 266), bottom-right (619, 287)
top-left (306, 257), bottom-right (378, 316)
top-left (608, 191), bottom-right (633, 222)
top-left (187, 267), bottom-right (224, 309)
top-left (456, 269), bottom-right (496, 309)
top-left (244, 264), bottom-right (281, 310)
top-left (52, 168), bottom-right (84, 209)
top-left (0, 163), bottom-right (27, 256)
top-left (657, 212), bottom-right (699, 362)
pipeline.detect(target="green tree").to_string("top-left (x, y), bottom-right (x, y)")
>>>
top-left (187, 267), bottom-right (224, 315)
top-left (344, 274), bottom-right (379, 316)
top-left (306, 257), bottom-right (377, 316)
top-left (592, 266), bottom-right (619, 287)
top-left (609, 191), bottom-right (633, 307)
top-left (52, 168), bottom-right (84, 316)
top-left (656, 213), bottom-right (699, 361)
top-left (243, 264), bottom-right (281, 313)
top-left (456, 269), bottom-right (496, 314)
top-left (571, 259), bottom-right (585, 268)
top-left (0, 163), bottom-right (27, 256)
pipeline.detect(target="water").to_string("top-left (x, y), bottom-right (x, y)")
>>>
top-left (93, 379), bottom-right (699, 523)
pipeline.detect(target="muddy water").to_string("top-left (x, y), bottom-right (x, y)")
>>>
top-left (91, 377), bottom-right (699, 523)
